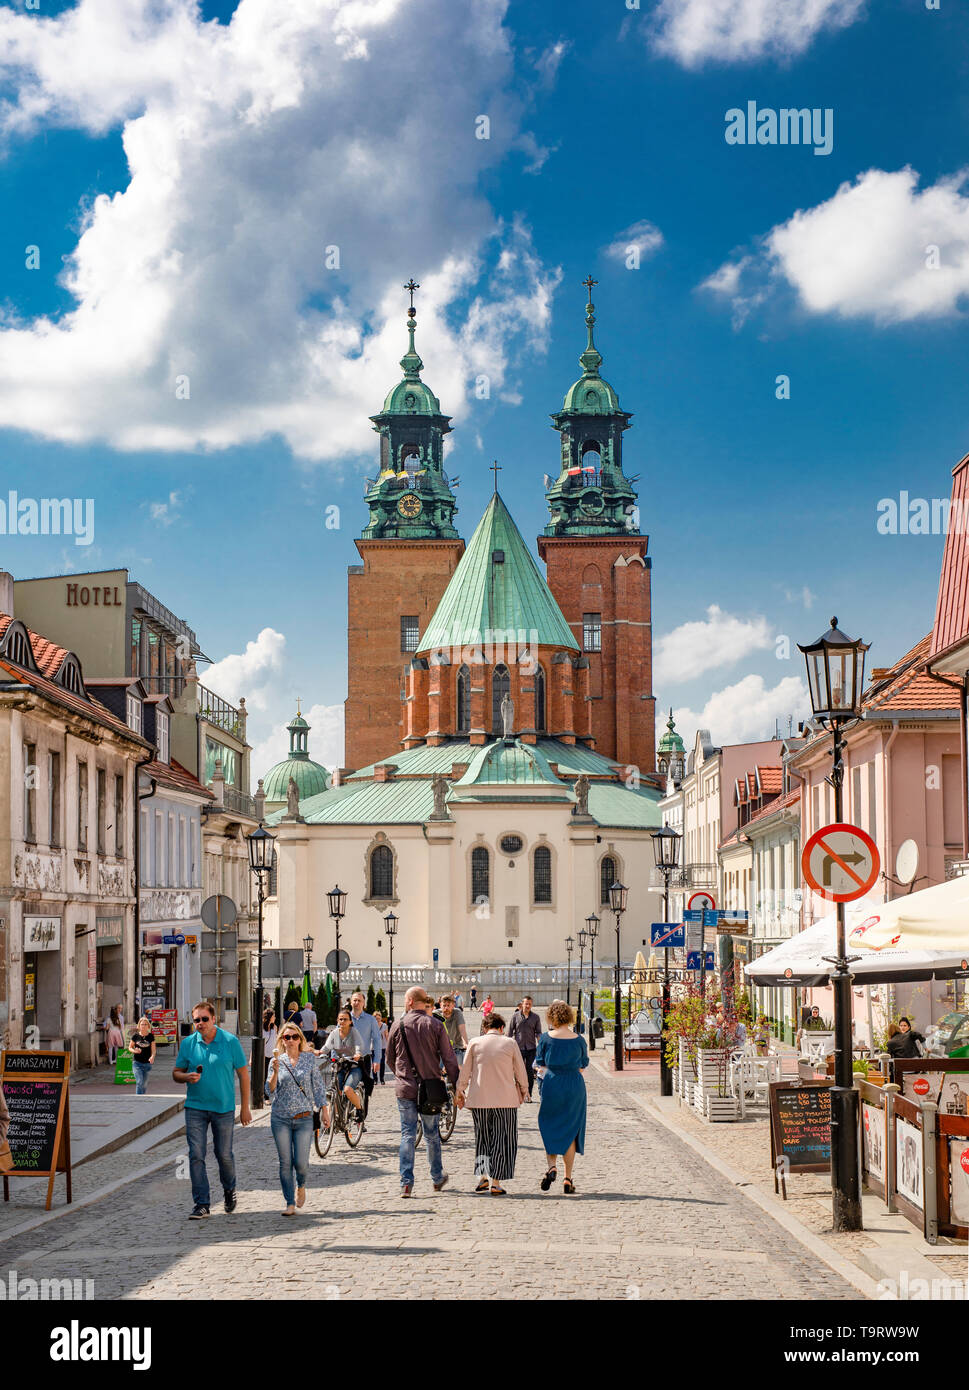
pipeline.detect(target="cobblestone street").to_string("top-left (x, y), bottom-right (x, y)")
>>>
top-left (0, 1063), bottom-right (859, 1300)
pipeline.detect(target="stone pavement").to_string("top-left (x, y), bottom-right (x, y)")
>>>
top-left (0, 1062), bottom-right (860, 1300)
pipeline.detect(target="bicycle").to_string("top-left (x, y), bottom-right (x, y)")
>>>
top-left (415, 1077), bottom-right (457, 1148)
top-left (314, 1059), bottom-right (365, 1156)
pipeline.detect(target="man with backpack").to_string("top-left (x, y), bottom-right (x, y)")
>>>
top-left (386, 986), bottom-right (459, 1198)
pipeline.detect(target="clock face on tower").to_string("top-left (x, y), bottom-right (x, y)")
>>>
top-left (397, 493), bottom-right (423, 519)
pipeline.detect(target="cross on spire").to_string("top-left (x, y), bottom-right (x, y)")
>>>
top-left (404, 278), bottom-right (420, 313)
top-left (490, 459), bottom-right (502, 492)
top-left (583, 275), bottom-right (598, 306)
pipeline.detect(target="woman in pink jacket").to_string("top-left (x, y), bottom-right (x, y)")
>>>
top-left (456, 1012), bottom-right (528, 1195)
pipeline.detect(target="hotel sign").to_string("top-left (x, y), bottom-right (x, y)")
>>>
top-left (24, 916), bottom-right (61, 951)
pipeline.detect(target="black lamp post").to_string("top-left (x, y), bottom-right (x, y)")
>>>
top-left (585, 913), bottom-right (600, 1050)
top-left (799, 616), bottom-right (869, 1233)
top-left (327, 884), bottom-right (347, 1005)
top-left (246, 822), bottom-right (276, 1109)
top-left (609, 881), bottom-right (629, 1072)
top-left (383, 909), bottom-right (398, 1023)
top-left (565, 935), bottom-right (574, 1008)
top-left (302, 934), bottom-right (314, 973)
top-left (576, 929), bottom-right (587, 1035)
top-left (651, 824), bottom-right (682, 1097)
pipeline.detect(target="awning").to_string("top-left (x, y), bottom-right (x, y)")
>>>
top-left (848, 874), bottom-right (969, 954)
top-left (744, 905), bottom-right (968, 988)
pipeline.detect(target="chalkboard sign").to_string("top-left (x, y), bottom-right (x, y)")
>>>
top-left (769, 1080), bottom-right (832, 1177)
top-left (1, 1050), bottom-right (72, 1211)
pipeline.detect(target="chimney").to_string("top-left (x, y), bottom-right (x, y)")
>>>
top-left (0, 570), bottom-right (13, 617)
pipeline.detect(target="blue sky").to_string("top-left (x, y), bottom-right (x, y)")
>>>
top-left (0, 0), bottom-right (965, 771)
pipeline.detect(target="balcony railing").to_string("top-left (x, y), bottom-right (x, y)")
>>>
top-left (198, 685), bottom-right (244, 739)
top-left (221, 785), bottom-right (256, 819)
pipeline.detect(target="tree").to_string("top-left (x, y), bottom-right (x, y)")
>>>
top-left (284, 979), bottom-right (301, 1009)
top-left (315, 979), bottom-right (328, 1020)
top-left (366, 982), bottom-right (377, 1014)
top-left (375, 988), bottom-right (387, 1017)
top-left (323, 974), bottom-right (335, 1026)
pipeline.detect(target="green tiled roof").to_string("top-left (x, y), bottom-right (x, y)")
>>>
top-left (262, 757), bottom-right (330, 803)
top-left (453, 739), bottom-right (568, 789)
top-left (346, 736), bottom-right (626, 782)
top-left (267, 778), bottom-right (436, 825)
top-left (587, 783), bottom-right (663, 830)
top-left (418, 493), bottom-right (578, 652)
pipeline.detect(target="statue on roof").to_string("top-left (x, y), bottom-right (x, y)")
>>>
top-left (286, 776), bottom-right (300, 819)
top-left (573, 774), bottom-right (590, 817)
top-left (500, 692), bottom-right (514, 740)
top-left (431, 773), bottom-right (449, 820)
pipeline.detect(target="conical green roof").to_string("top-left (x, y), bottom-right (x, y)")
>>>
top-left (657, 709), bottom-right (685, 755)
top-left (418, 492), bottom-right (578, 652)
top-left (262, 757), bottom-right (330, 804)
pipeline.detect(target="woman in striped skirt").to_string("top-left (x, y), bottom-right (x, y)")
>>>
top-left (455, 1012), bottom-right (529, 1194)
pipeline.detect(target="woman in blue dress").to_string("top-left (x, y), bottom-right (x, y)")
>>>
top-left (534, 999), bottom-right (589, 1195)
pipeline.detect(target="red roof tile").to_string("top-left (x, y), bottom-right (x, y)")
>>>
top-left (143, 757), bottom-right (213, 799)
top-left (758, 766), bottom-right (783, 793)
top-left (744, 786), bottom-right (801, 830)
top-left (864, 633), bottom-right (959, 713)
top-left (0, 612), bottom-right (72, 679)
top-left (931, 452), bottom-right (969, 661)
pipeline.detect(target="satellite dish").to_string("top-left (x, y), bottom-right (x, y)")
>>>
top-left (895, 839), bottom-right (919, 886)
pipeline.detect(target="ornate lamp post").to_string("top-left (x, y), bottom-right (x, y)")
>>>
top-left (799, 616), bottom-right (869, 1233)
top-left (383, 909), bottom-right (399, 1023)
top-left (326, 884), bottom-right (347, 1005)
top-left (576, 929), bottom-right (588, 1035)
top-left (565, 935), bottom-right (574, 1008)
top-left (585, 912), bottom-right (600, 1050)
top-left (302, 934), bottom-right (314, 973)
top-left (609, 881), bottom-right (629, 1072)
top-left (651, 825), bottom-right (682, 1097)
top-left (246, 822), bottom-right (276, 1109)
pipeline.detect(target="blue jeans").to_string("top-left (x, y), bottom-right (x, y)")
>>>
top-left (271, 1114), bottom-right (314, 1206)
top-left (397, 1097), bottom-right (444, 1188)
top-left (132, 1061), bottom-right (152, 1095)
top-left (453, 1048), bottom-right (466, 1069)
top-left (184, 1108), bottom-right (236, 1208)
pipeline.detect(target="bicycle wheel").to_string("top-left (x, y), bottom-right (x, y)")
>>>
top-left (314, 1092), bottom-right (336, 1157)
top-left (344, 1103), bottom-right (365, 1148)
top-left (415, 1115), bottom-right (423, 1149)
top-left (440, 1092), bottom-right (456, 1143)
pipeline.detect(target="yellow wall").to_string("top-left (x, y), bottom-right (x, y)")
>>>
top-left (14, 570), bottom-right (129, 677)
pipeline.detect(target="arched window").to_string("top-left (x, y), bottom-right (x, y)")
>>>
top-left (581, 439), bottom-right (602, 474)
top-left (600, 855), bottom-right (617, 906)
top-left (491, 664), bottom-right (510, 734)
top-left (471, 846), bottom-right (490, 906)
top-left (534, 665), bottom-right (546, 734)
top-left (456, 664), bottom-right (470, 734)
top-left (533, 844), bottom-right (552, 904)
top-left (370, 844), bottom-right (394, 899)
top-left (269, 849), bottom-right (278, 898)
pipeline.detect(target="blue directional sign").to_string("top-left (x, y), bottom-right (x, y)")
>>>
top-left (650, 922), bottom-right (685, 948)
top-left (683, 910), bottom-right (703, 923)
top-left (687, 951), bottom-right (716, 970)
top-left (719, 909), bottom-right (749, 923)
top-left (162, 933), bottom-right (186, 946)
top-left (703, 909), bottom-right (719, 928)
top-left (433, 947), bottom-right (439, 964)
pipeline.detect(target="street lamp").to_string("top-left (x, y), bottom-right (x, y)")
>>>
top-left (383, 909), bottom-right (398, 1023)
top-left (585, 912), bottom-right (600, 1050)
top-left (609, 881), bottom-right (629, 1072)
top-left (302, 934), bottom-right (314, 972)
top-left (327, 884), bottom-right (347, 1004)
top-left (576, 929), bottom-right (588, 1035)
top-left (799, 616), bottom-right (869, 1234)
top-left (246, 822), bottom-right (276, 1110)
top-left (565, 935), bottom-right (574, 1008)
top-left (651, 825), bottom-right (682, 1097)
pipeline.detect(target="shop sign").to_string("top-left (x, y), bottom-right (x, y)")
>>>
top-left (96, 916), bottom-right (123, 948)
top-left (24, 916), bottom-right (61, 951)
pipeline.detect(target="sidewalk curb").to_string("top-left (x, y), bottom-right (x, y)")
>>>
top-left (0, 1107), bottom-right (273, 1249)
top-left (625, 1083), bottom-right (883, 1302)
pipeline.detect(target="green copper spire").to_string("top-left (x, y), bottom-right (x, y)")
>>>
top-left (361, 278), bottom-right (459, 541)
top-left (544, 278), bottom-right (639, 537)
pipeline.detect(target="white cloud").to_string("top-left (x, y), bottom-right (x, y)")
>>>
top-left (603, 219), bottom-right (664, 265)
top-left (0, 0), bottom-right (558, 459)
top-left (148, 490), bottom-right (182, 526)
top-left (784, 584), bottom-right (816, 610)
top-left (672, 673), bottom-right (808, 746)
top-left (704, 168), bottom-right (969, 326)
top-left (204, 627), bottom-right (286, 715)
top-left (654, 605), bottom-right (773, 685)
top-left (533, 39), bottom-right (570, 88)
top-left (650, 0), bottom-right (865, 69)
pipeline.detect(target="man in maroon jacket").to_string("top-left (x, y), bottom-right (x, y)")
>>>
top-left (386, 985), bottom-right (459, 1197)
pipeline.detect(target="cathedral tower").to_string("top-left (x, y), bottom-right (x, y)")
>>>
top-left (345, 282), bottom-right (465, 771)
top-left (538, 278), bottom-right (656, 773)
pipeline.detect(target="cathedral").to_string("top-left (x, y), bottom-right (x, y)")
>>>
top-left (264, 280), bottom-right (664, 969)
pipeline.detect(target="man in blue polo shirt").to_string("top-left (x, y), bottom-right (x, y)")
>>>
top-left (173, 999), bottom-right (251, 1219)
top-left (349, 989), bottom-right (383, 1127)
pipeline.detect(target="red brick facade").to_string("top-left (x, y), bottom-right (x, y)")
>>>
top-left (345, 538), bottom-right (464, 770)
top-left (538, 534), bottom-right (656, 774)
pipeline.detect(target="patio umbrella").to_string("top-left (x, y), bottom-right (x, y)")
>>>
top-left (629, 950), bottom-right (649, 1009)
top-left (300, 970), bottom-right (312, 1006)
top-left (848, 874), bottom-right (969, 954)
top-left (745, 903), bottom-right (969, 988)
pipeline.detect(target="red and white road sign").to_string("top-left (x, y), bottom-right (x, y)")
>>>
top-left (688, 891), bottom-right (716, 913)
top-left (801, 822), bottom-right (880, 903)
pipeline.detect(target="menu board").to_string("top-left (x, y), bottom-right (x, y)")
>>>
top-left (150, 1008), bottom-right (178, 1045)
top-left (769, 1081), bottom-right (832, 1174)
top-left (1, 1050), bottom-right (72, 1210)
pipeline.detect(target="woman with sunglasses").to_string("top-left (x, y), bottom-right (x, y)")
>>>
top-left (266, 1023), bottom-right (328, 1216)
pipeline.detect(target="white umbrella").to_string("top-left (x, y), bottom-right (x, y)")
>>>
top-left (745, 904), bottom-right (969, 988)
top-left (847, 874), bottom-right (969, 954)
